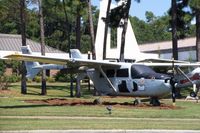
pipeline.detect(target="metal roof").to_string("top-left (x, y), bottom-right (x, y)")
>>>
top-left (0, 33), bottom-right (65, 53)
top-left (139, 37), bottom-right (196, 52)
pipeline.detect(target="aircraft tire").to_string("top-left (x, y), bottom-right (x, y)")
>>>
top-left (190, 92), bottom-right (197, 98)
top-left (133, 99), bottom-right (141, 105)
top-left (93, 98), bottom-right (102, 105)
top-left (150, 97), bottom-right (160, 106)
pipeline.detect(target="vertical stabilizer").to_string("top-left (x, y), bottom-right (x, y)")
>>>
top-left (95, 0), bottom-right (158, 61)
top-left (70, 49), bottom-right (83, 59)
top-left (95, 0), bottom-right (112, 60)
top-left (21, 45), bottom-right (41, 79)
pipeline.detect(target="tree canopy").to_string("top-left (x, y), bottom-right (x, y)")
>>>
top-left (0, 0), bottom-right (197, 50)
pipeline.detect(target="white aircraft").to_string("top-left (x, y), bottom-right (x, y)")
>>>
top-left (94, 0), bottom-right (200, 97)
top-left (95, 0), bottom-right (159, 61)
top-left (20, 45), bottom-right (200, 97)
top-left (4, 48), bottom-right (200, 106)
top-left (3, 0), bottom-right (200, 106)
top-left (21, 45), bottom-right (66, 79)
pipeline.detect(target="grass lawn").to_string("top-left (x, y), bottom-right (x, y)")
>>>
top-left (0, 82), bottom-right (200, 130)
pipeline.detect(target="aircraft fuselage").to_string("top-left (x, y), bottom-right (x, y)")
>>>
top-left (87, 63), bottom-right (172, 97)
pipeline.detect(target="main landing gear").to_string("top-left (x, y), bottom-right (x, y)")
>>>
top-left (133, 98), bottom-right (141, 105)
top-left (93, 97), bottom-right (102, 105)
top-left (150, 97), bottom-right (161, 106)
top-left (133, 97), bottom-right (160, 106)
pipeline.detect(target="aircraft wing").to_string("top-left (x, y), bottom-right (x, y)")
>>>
top-left (135, 62), bottom-right (200, 67)
top-left (136, 58), bottom-right (188, 63)
top-left (4, 53), bottom-right (121, 68)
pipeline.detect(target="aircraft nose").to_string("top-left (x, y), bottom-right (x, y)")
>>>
top-left (164, 81), bottom-right (171, 89)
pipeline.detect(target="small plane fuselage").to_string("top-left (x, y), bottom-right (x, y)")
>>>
top-left (88, 64), bottom-right (172, 98)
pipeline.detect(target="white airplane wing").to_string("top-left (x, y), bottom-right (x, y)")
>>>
top-left (136, 58), bottom-right (188, 63)
top-left (135, 62), bottom-right (200, 67)
top-left (4, 53), bottom-right (121, 68)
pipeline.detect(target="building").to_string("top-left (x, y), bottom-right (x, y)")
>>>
top-left (139, 37), bottom-right (197, 61)
top-left (0, 33), bottom-right (69, 58)
top-left (0, 33), bottom-right (69, 77)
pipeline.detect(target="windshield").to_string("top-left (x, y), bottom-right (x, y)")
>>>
top-left (131, 65), bottom-right (168, 79)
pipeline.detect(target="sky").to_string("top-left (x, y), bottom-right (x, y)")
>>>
top-left (91, 0), bottom-right (171, 21)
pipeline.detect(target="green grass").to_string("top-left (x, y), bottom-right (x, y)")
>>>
top-left (1, 118), bottom-right (200, 130)
top-left (0, 82), bottom-right (200, 130)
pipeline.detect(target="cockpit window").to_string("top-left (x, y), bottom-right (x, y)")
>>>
top-left (131, 65), bottom-right (166, 79)
top-left (99, 69), bottom-right (115, 78)
top-left (106, 69), bottom-right (115, 77)
top-left (117, 68), bottom-right (129, 77)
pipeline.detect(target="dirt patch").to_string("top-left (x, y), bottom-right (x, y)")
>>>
top-left (0, 89), bottom-right (19, 96)
top-left (25, 98), bottom-right (181, 110)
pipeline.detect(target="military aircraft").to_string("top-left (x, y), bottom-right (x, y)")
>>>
top-left (4, 48), bottom-right (200, 106)
top-left (20, 45), bottom-right (66, 79)
top-left (3, 0), bottom-right (200, 106)
top-left (20, 45), bottom-right (200, 99)
top-left (94, 0), bottom-right (200, 98)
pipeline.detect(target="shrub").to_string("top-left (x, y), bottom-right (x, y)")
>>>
top-left (27, 78), bottom-right (32, 83)
top-left (0, 76), bottom-right (10, 90)
top-left (6, 75), bottom-right (20, 83)
top-left (54, 72), bottom-right (76, 82)
top-left (47, 77), bottom-right (55, 83)
top-left (0, 60), bottom-right (5, 75)
top-left (34, 76), bottom-right (41, 83)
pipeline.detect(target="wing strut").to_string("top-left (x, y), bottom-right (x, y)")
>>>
top-left (176, 66), bottom-right (198, 94)
top-left (98, 66), bottom-right (117, 93)
top-left (176, 66), bottom-right (193, 84)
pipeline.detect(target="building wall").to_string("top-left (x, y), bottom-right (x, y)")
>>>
top-left (139, 37), bottom-right (197, 62)
top-left (159, 50), bottom-right (196, 61)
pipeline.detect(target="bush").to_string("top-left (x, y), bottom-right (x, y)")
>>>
top-left (0, 60), bottom-right (5, 75)
top-left (33, 76), bottom-right (55, 83)
top-left (47, 77), bottom-right (55, 83)
top-left (54, 72), bottom-right (76, 82)
top-left (34, 76), bottom-right (41, 83)
top-left (6, 75), bottom-right (20, 83)
top-left (27, 79), bottom-right (32, 83)
top-left (54, 72), bottom-right (69, 82)
top-left (0, 76), bottom-right (10, 90)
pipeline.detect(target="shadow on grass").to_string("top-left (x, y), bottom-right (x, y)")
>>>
top-left (0, 104), bottom-right (52, 109)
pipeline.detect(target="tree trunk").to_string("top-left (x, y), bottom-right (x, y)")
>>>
top-left (196, 10), bottom-right (200, 61)
top-left (76, 6), bottom-right (81, 50)
top-left (172, 0), bottom-right (181, 97)
top-left (171, 0), bottom-right (178, 60)
top-left (88, 0), bottom-right (96, 60)
top-left (62, 0), bottom-right (73, 97)
top-left (119, 0), bottom-right (131, 62)
top-left (38, 0), bottom-right (46, 95)
top-left (103, 0), bottom-right (112, 60)
top-left (62, 0), bottom-right (71, 55)
top-left (20, 0), bottom-right (27, 94)
top-left (70, 74), bottom-right (74, 97)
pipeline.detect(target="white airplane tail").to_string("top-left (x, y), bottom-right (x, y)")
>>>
top-left (21, 45), bottom-right (41, 79)
top-left (95, 0), bottom-right (158, 61)
top-left (70, 49), bottom-right (83, 59)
